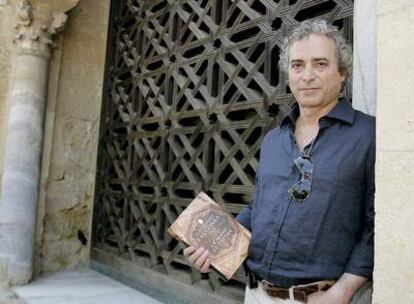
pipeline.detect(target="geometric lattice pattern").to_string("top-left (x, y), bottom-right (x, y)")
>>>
top-left (92, 0), bottom-right (354, 301)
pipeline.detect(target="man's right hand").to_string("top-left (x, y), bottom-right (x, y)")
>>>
top-left (183, 246), bottom-right (211, 273)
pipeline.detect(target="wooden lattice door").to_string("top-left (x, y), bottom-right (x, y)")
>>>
top-left (92, 0), bottom-right (354, 301)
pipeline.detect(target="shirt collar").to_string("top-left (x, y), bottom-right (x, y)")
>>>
top-left (280, 97), bottom-right (355, 127)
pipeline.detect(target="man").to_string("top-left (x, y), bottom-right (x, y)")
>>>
top-left (184, 20), bottom-right (375, 304)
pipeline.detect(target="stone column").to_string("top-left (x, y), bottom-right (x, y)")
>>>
top-left (0, 0), bottom-right (78, 286)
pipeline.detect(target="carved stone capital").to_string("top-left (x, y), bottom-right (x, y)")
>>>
top-left (12, 0), bottom-right (79, 57)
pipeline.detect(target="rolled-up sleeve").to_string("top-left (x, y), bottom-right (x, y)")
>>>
top-left (236, 204), bottom-right (252, 230)
top-left (344, 139), bottom-right (375, 278)
top-left (236, 169), bottom-right (262, 231)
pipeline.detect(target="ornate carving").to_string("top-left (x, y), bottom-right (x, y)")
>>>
top-left (12, 0), bottom-right (72, 56)
top-left (16, 0), bottom-right (32, 26)
top-left (50, 11), bottom-right (67, 34)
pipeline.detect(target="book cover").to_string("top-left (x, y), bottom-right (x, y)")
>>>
top-left (168, 191), bottom-right (251, 280)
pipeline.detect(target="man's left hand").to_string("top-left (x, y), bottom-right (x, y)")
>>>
top-left (307, 272), bottom-right (368, 304)
top-left (307, 289), bottom-right (351, 304)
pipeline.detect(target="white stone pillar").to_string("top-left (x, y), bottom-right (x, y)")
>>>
top-left (0, 0), bottom-right (78, 286)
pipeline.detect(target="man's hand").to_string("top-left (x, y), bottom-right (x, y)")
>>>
top-left (183, 246), bottom-right (211, 273)
top-left (307, 273), bottom-right (368, 304)
top-left (307, 289), bottom-right (350, 304)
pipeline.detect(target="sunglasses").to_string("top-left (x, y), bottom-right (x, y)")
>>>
top-left (289, 155), bottom-right (313, 202)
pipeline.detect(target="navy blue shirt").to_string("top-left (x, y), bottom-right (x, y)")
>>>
top-left (237, 98), bottom-right (375, 287)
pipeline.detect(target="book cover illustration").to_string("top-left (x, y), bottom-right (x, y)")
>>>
top-left (168, 191), bottom-right (251, 280)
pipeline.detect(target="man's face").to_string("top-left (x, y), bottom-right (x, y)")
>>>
top-left (287, 33), bottom-right (346, 110)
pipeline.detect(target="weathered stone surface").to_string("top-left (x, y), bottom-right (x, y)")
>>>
top-left (38, 119), bottom-right (96, 273)
top-left (0, 4), bottom-right (14, 189)
top-left (0, 276), bottom-right (26, 304)
top-left (374, 1), bottom-right (414, 303)
top-left (41, 230), bottom-right (88, 272)
top-left (7, 0), bottom-right (79, 13)
top-left (377, 0), bottom-right (414, 15)
top-left (36, 0), bottom-right (110, 274)
top-left (0, 0), bottom-right (80, 286)
top-left (0, 286), bottom-right (27, 304)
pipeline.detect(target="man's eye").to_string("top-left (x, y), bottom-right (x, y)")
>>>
top-left (316, 62), bottom-right (327, 67)
top-left (291, 63), bottom-right (302, 69)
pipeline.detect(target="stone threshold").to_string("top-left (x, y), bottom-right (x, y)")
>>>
top-left (8, 269), bottom-right (161, 304)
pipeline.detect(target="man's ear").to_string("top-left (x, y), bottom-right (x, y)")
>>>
top-left (339, 68), bottom-right (347, 82)
top-left (339, 69), bottom-right (348, 91)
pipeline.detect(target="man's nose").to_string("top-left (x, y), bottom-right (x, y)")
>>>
top-left (302, 66), bottom-right (315, 81)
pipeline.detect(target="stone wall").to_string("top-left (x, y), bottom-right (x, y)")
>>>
top-left (34, 0), bottom-right (110, 274)
top-left (374, 1), bottom-right (414, 303)
top-left (0, 3), bottom-right (14, 189)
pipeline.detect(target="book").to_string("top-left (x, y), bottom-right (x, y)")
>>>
top-left (167, 191), bottom-right (251, 280)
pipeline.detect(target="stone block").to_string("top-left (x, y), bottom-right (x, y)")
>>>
top-left (376, 150), bottom-right (414, 207)
top-left (374, 206), bottom-right (414, 303)
top-left (45, 116), bottom-right (96, 242)
top-left (43, 204), bottom-right (89, 241)
top-left (377, 5), bottom-right (414, 151)
top-left (54, 0), bottom-right (109, 121)
top-left (378, 0), bottom-right (414, 16)
top-left (41, 237), bottom-right (88, 274)
top-left (374, 150), bottom-right (414, 303)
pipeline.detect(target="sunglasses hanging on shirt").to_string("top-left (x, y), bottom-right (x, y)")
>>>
top-left (289, 154), bottom-right (314, 202)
